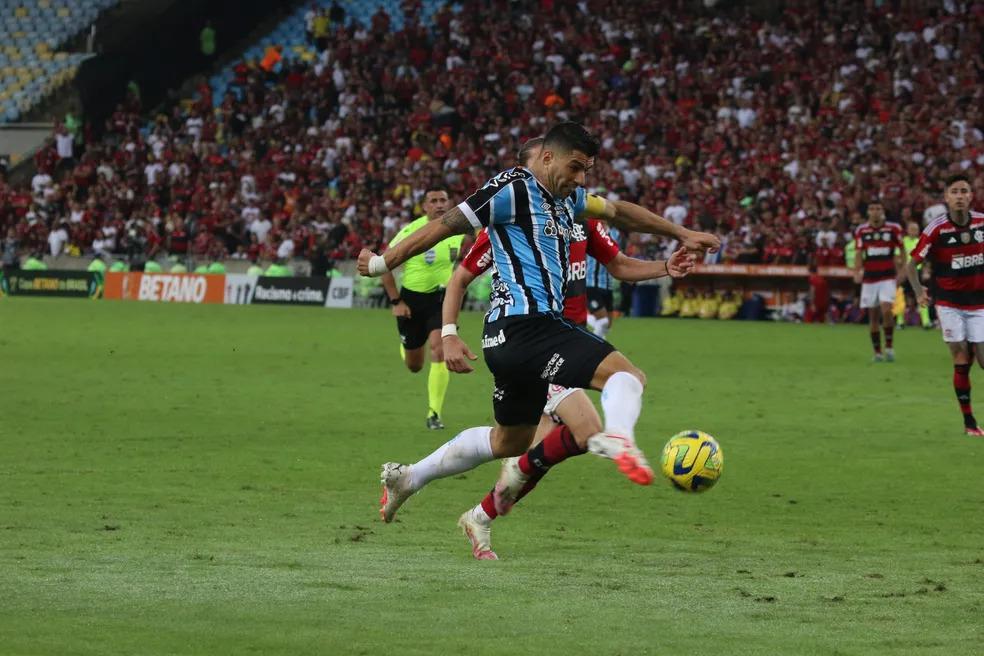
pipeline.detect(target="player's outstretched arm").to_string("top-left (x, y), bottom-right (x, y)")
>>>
top-left (605, 248), bottom-right (696, 282)
top-left (441, 266), bottom-right (479, 374)
top-left (602, 199), bottom-right (720, 253)
top-left (358, 207), bottom-right (474, 276)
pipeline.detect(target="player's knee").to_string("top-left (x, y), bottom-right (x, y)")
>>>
top-left (430, 345), bottom-right (443, 362)
top-left (406, 360), bottom-right (424, 373)
top-left (629, 368), bottom-right (647, 388)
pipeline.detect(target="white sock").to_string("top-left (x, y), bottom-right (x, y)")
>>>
top-left (595, 317), bottom-right (611, 339)
top-left (408, 426), bottom-right (494, 492)
top-left (472, 503), bottom-right (493, 524)
top-left (601, 371), bottom-right (643, 440)
top-left (586, 314), bottom-right (599, 332)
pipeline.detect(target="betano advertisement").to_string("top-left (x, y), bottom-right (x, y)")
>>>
top-left (101, 271), bottom-right (354, 308)
top-left (104, 272), bottom-right (226, 303)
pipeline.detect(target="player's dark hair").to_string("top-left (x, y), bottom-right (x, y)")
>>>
top-left (424, 186), bottom-right (449, 197)
top-left (542, 121), bottom-right (599, 158)
top-left (944, 173), bottom-right (971, 190)
top-left (517, 136), bottom-right (545, 166)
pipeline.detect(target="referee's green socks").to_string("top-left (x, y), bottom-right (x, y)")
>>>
top-left (428, 360), bottom-right (449, 418)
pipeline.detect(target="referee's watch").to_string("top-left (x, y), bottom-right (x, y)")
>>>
top-left (389, 296), bottom-right (402, 306)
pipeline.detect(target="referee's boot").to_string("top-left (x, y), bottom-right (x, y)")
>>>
top-left (426, 412), bottom-right (445, 430)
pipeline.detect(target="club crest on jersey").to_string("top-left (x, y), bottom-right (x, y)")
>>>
top-left (881, 232), bottom-right (890, 241)
top-left (490, 276), bottom-right (514, 306)
top-left (570, 222), bottom-right (586, 242)
top-left (975, 230), bottom-right (984, 243)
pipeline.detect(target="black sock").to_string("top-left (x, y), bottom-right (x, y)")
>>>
top-left (870, 330), bottom-right (882, 354)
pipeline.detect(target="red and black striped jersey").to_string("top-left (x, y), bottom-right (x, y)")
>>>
top-left (911, 210), bottom-right (984, 310)
top-left (855, 221), bottom-right (903, 282)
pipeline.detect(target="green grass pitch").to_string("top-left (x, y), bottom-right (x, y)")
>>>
top-left (0, 298), bottom-right (981, 655)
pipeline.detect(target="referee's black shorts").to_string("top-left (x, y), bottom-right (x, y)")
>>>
top-left (481, 313), bottom-right (615, 426)
top-left (396, 288), bottom-right (443, 350)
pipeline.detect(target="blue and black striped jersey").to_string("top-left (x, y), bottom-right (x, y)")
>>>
top-left (456, 167), bottom-right (597, 322)
top-left (586, 225), bottom-right (620, 290)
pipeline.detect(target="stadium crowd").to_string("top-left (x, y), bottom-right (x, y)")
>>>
top-left (1, 0), bottom-right (982, 275)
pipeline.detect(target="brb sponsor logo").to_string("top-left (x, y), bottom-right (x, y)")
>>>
top-left (951, 253), bottom-right (984, 270)
top-left (865, 246), bottom-right (892, 257)
top-left (138, 274), bottom-right (207, 303)
top-left (568, 260), bottom-right (587, 281)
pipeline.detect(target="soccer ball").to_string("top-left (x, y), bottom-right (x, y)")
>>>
top-left (659, 430), bottom-right (723, 493)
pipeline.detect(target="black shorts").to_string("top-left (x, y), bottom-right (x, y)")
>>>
top-left (481, 313), bottom-right (615, 426)
top-left (587, 288), bottom-right (613, 313)
top-left (396, 288), bottom-right (443, 350)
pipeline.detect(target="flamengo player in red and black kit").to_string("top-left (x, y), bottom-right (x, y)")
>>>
top-left (854, 201), bottom-right (906, 362)
top-left (437, 140), bottom-right (694, 559)
top-left (906, 174), bottom-right (984, 437)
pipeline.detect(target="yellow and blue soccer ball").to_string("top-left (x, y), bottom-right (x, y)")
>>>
top-left (659, 430), bottom-right (723, 493)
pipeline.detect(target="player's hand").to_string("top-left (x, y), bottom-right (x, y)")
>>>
top-left (357, 249), bottom-right (376, 276)
top-left (391, 301), bottom-right (411, 318)
top-left (853, 270), bottom-right (863, 284)
top-left (680, 229), bottom-right (720, 254)
top-left (916, 288), bottom-right (929, 307)
top-left (666, 248), bottom-right (697, 278)
top-left (444, 335), bottom-right (478, 373)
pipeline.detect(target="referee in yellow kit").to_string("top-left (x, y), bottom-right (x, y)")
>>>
top-left (381, 188), bottom-right (468, 429)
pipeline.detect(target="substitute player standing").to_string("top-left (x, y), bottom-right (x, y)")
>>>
top-left (906, 174), bottom-right (984, 437)
top-left (854, 200), bottom-right (906, 361)
top-left (380, 188), bottom-right (465, 429)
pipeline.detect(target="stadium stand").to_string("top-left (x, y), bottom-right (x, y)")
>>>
top-left (0, 0), bottom-right (117, 124)
top-left (0, 0), bottom-right (982, 281)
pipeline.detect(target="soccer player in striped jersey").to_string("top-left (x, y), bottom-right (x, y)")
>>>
top-left (854, 200), bottom-right (906, 361)
top-left (444, 213), bottom-right (693, 559)
top-left (358, 122), bottom-right (720, 526)
top-left (906, 174), bottom-right (984, 437)
top-left (585, 225), bottom-right (620, 339)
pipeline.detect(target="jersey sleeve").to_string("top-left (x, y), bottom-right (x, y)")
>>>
top-left (455, 171), bottom-right (527, 228)
top-left (584, 193), bottom-right (607, 217)
top-left (586, 219), bottom-right (620, 265)
top-left (910, 225), bottom-right (935, 264)
top-left (570, 188), bottom-right (607, 219)
top-left (387, 223), bottom-right (412, 249)
top-left (461, 229), bottom-right (492, 275)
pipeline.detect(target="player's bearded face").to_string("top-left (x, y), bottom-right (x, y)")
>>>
top-left (868, 204), bottom-right (885, 225)
top-left (546, 150), bottom-right (593, 197)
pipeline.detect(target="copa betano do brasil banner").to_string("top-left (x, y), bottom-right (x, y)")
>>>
top-left (0, 269), bottom-right (102, 298)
